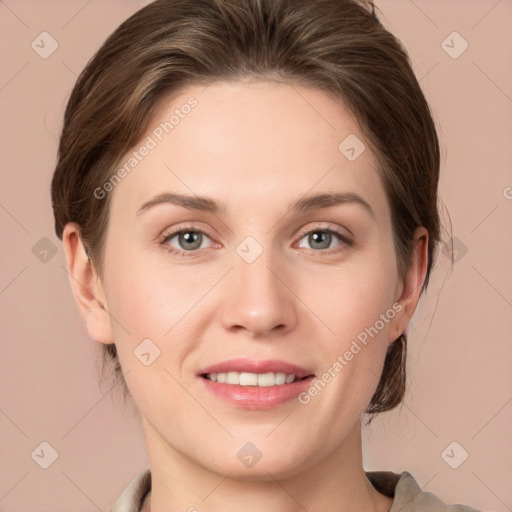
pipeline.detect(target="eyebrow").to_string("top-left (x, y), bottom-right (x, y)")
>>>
top-left (136, 191), bottom-right (375, 219)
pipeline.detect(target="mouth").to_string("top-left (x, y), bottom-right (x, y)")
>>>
top-left (197, 359), bottom-right (315, 409)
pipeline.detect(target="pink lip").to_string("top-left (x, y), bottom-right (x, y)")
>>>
top-left (197, 358), bottom-right (315, 410)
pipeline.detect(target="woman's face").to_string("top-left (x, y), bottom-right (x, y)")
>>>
top-left (84, 81), bottom-right (419, 479)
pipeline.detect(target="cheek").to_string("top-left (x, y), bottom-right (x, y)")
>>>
top-left (100, 253), bottom-right (204, 412)
top-left (304, 255), bottom-right (398, 348)
top-left (103, 249), bottom-right (206, 334)
top-left (299, 251), bottom-right (398, 402)
top-left (101, 249), bottom-right (226, 379)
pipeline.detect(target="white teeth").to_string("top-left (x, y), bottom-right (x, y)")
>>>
top-left (275, 372), bottom-right (286, 385)
top-left (226, 371), bottom-right (240, 385)
top-left (257, 372), bottom-right (275, 387)
top-left (285, 374), bottom-right (295, 384)
top-left (205, 372), bottom-right (298, 386)
top-left (240, 372), bottom-right (258, 386)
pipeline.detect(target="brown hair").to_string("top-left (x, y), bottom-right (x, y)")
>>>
top-left (51, 0), bottom-right (441, 416)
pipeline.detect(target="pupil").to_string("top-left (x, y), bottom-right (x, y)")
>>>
top-left (310, 231), bottom-right (330, 250)
top-left (181, 231), bottom-right (201, 250)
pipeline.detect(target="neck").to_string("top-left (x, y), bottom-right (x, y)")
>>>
top-left (141, 420), bottom-right (392, 512)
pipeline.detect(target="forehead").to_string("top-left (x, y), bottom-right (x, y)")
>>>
top-left (109, 80), bottom-right (387, 219)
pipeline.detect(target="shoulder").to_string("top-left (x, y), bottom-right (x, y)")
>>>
top-left (110, 468), bottom-right (151, 512)
top-left (365, 470), bottom-right (482, 512)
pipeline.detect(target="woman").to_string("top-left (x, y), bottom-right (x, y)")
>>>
top-left (51, 0), bottom-right (481, 510)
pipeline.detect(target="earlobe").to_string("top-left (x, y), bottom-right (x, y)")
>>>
top-left (62, 223), bottom-right (114, 345)
top-left (388, 227), bottom-right (429, 343)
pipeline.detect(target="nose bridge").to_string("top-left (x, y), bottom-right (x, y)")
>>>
top-left (220, 239), bottom-right (297, 336)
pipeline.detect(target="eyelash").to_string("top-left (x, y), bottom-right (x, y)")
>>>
top-left (159, 224), bottom-right (353, 258)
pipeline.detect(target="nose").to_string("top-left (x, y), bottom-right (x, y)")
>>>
top-left (219, 248), bottom-right (298, 338)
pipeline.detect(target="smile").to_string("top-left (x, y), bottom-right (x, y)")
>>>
top-left (203, 371), bottom-right (303, 386)
top-left (197, 359), bottom-right (315, 409)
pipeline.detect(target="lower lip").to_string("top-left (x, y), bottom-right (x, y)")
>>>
top-left (199, 376), bottom-right (315, 409)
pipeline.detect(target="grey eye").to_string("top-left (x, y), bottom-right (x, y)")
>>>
top-left (165, 230), bottom-right (211, 251)
top-left (298, 230), bottom-right (342, 251)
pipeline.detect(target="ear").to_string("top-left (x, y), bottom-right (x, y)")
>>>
top-left (62, 223), bottom-right (114, 344)
top-left (388, 227), bottom-right (429, 343)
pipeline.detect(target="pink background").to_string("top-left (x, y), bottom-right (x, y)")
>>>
top-left (1, 0), bottom-right (511, 510)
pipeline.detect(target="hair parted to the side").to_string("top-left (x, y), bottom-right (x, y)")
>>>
top-left (51, 0), bottom-right (441, 417)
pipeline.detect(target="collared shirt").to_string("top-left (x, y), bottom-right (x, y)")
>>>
top-left (110, 468), bottom-right (481, 512)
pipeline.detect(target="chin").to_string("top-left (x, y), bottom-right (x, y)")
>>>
top-left (196, 438), bottom-right (319, 482)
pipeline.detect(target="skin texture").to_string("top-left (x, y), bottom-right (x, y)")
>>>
top-left (63, 81), bottom-right (428, 512)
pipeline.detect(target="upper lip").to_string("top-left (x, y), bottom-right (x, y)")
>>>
top-left (198, 358), bottom-right (314, 379)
